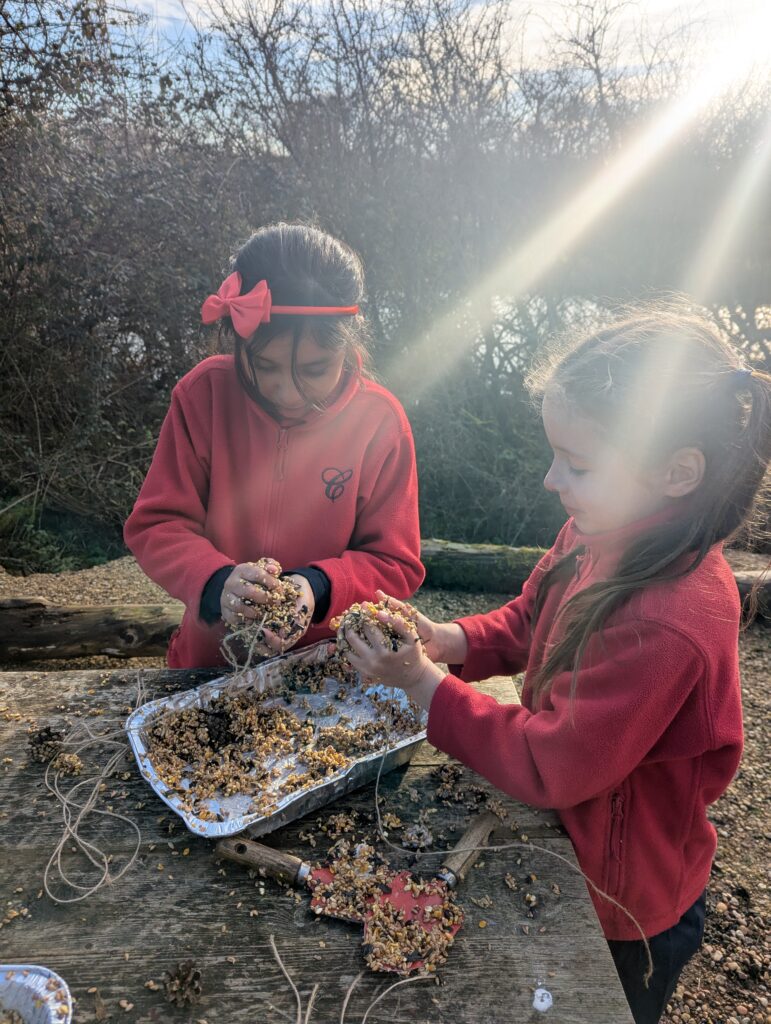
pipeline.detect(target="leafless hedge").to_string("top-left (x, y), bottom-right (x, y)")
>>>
top-left (1, 0), bottom-right (769, 570)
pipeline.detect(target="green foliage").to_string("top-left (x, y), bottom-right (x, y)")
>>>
top-left (0, 500), bottom-right (125, 574)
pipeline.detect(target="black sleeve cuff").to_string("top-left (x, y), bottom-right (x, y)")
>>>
top-left (283, 567), bottom-right (332, 623)
top-left (199, 565), bottom-right (236, 624)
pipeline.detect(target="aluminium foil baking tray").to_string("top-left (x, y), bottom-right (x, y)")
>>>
top-left (0, 965), bottom-right (72, 1024)
top-left (125, 640), bottom-right (427, 839)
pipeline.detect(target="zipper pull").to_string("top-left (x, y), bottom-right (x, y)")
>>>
top-left (276, 428), bottom-right (289, 481)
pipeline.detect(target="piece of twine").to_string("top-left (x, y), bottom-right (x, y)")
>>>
top-left (42, 671), bottom-right (147, 904)
top-left (268, 936), bottom-right (431, 1024)
top-left (221, 611), bottom-right (272, 672)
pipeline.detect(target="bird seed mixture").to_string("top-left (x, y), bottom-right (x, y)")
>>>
top-left (0, 1009), bottom-right (25, 1024)
top-left (308, 840), bottom-right (397, 921)
top-left (362, 890), bottom-right (463, 975)
top-left (307, 842), bottom-right (463, 974)
top-left (142, 653), bottom-right (423, 823)
top-left (331, 600), bottom-right (418, 656)
top-left (221, 559), bottom-right (306, 666)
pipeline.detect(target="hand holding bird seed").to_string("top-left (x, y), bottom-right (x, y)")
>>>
top-left (221, 558), bottom-right (315, 660)
top-left (368, 590), bottom-right (468, 665)
top-left (220, 558), bottom-right (283, 630)
top-left (279, 574), bottom-right (314, 647)
top-left (337, 595), bottom-right (446, 710)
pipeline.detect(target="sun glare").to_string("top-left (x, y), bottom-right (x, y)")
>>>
top-left (683, 112), bottom-right (771, 302)
top-left (388, 5), bottom-right (771, 395)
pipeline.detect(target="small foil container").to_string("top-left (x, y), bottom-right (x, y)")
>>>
top-left (0, 965), bottom-right (72, 1024)
top-left (125, 640), bottom-right (427, 838)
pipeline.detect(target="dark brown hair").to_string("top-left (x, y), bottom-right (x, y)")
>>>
top-left (214, 222), bottom-right (370, 412)
top-left (525, 301), bottom-right (771, 705)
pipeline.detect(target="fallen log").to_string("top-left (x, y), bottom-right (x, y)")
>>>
top-left (733, 569), bottom-right (771, 615)
top-left (420, 538), bottom-right (544, 592)
top-left (0, 597), bottom-right (183, 662)
top-left (0, 551), bottom-right (767, 664)
top-left (421, 540), bottom-right (770, 610)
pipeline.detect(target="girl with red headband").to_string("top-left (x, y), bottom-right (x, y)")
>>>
top-left (124, 223), bottom-right (424, 668)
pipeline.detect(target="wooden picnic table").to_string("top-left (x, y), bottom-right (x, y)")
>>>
top-left (0, 667), bottom-right (634, 1023)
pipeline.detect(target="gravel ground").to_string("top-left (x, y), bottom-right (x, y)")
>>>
top-left (0, 552), bottom-right (768, 1021)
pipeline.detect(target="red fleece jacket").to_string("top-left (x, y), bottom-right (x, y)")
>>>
top-left (427, 515), bottom-right (743, 940)
top-left (124, 355), bottom-right (424, 668)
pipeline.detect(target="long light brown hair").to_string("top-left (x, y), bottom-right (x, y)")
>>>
top-left (525, 302), bottom-right (771, 705)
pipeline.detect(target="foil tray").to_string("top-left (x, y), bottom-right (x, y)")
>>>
top-left (0, 965), bottom-right (72, 1024)
top-left (125, 640), bottom-right (427, 839)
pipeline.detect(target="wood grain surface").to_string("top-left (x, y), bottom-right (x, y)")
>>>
top-left (0, 668), bottom-right (634, 1023)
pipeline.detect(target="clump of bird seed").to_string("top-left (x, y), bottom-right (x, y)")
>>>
top-left (0, 1008), bottom-right (25, 1024)
top-left (362, 892), bottom-right (463, 975)
top-left (50, 751), bottom-right (83, 776)
top-left (221, 559), bottom-right (307, 668)
top-left (331, 600), bottom-right (418, 658)
top-left (309, 841), bottom-right (396, 921)
top-left (276, 652), bottom-right (358, 695)
top-left (401, 823), bottom-right (434, 851)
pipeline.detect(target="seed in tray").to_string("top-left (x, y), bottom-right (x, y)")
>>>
top-left (278, 654), bottom-right (357, 694)
top-left (141, 656), bottom-right (423, 823)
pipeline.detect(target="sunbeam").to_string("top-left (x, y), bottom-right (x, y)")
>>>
top-left (683, 112), bottom-right (771, 303)
top-left (388, 6), bottom-right (771, 396)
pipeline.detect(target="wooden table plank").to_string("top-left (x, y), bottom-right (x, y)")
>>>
top-left (0, 668), bottom-right (633, 1023)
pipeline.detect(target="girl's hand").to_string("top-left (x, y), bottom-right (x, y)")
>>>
top-left (373, 590), bottom-right (468, 666)
top-left (221, 564), bottom-right (315, 656)
top-left (220, 559), bottom-right (282, 629)
top-left (265, 573), bottom-right (314, 652)
top-left (341, 603), bottom-right (446, 711)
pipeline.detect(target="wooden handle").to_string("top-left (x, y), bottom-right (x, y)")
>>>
top-left (216, 837), bottom-right (308, 886)
top-left (439, 810), bottom-right (498, 887)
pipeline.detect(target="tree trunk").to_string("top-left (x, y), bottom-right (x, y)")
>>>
top-left (420, 538), bottom-right (545, 592)
top-left (0, 550), bottom-right (767, 663)
top-left (0, 597), bottom-right (182, 661)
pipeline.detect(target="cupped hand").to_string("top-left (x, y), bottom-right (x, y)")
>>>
top-left (341, 603), bottom-right (445, 709)
top-left (373, 590), bottom-right (467, 666)
top-left (260, 573), bottom-right (315, 654)
top-left (220, 559), bottom-right (282, 629)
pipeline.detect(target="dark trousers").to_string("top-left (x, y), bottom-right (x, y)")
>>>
top-left (608, 891), bottom-right (706, 1024)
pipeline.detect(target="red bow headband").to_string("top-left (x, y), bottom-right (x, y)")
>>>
top-left (201, 271), bottom-right (360, 339)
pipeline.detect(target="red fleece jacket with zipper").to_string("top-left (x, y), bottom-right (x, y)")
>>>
top-left (124, 355), bottom-right (424, 668)
top-left (427, 515), bottom-right (743, 940)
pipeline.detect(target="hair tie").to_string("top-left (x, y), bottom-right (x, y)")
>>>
top-left (201, 271), bottom-right (360, 339)
top-left (734, 366), bottom-right (755, 385)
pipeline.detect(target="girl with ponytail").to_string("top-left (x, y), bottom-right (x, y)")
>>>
top-left (342, 303), bottom-right (770, 1024)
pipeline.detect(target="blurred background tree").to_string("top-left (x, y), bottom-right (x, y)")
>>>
top-left (1, 0), bottom-right (769, 571)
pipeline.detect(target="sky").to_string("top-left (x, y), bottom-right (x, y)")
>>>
top-left (138, 0), bottom-right (771, 57)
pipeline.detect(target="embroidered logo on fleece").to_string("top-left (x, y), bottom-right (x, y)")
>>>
top-left (321, 467), bottom-right (353, 502)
